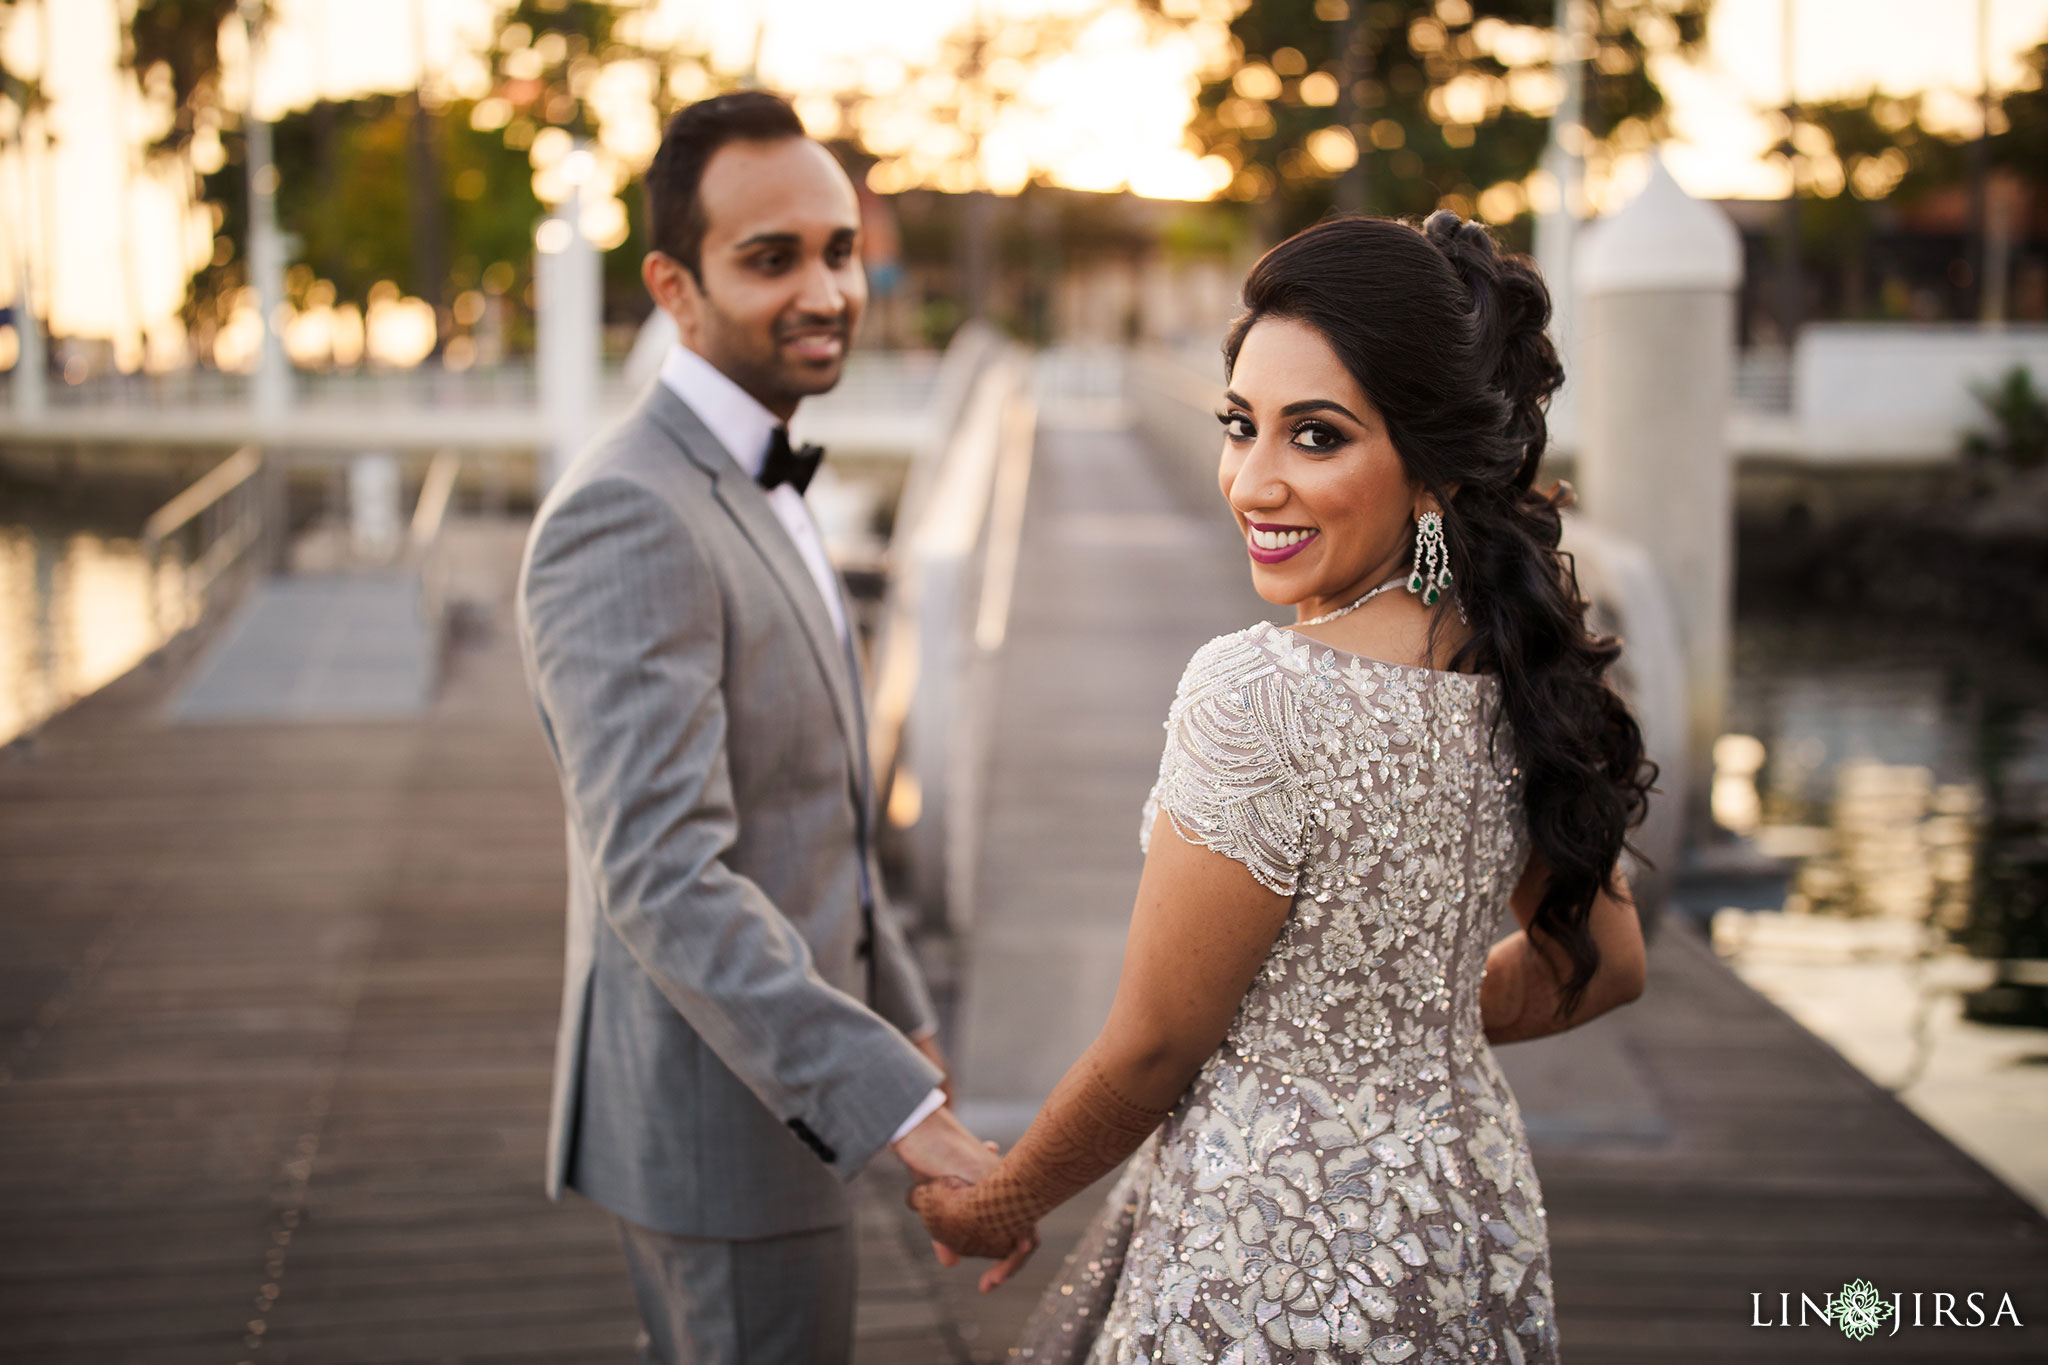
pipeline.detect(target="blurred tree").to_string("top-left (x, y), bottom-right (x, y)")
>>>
top-left (2, 0), bottom-right (50, 335)
top-left (473, 0), bottom-right (704, 317)
top-left (1757, 27), bottom-right (2048, 326)
top-left (817, 7), bottom-right (1109, 197)
top-left (125, 0), bottom-right (248, 158)
top-left (193, 95), bottom-right (546, 317)
top-left (1798, 94), bottom-right (1969, 206)
top-left (1992, 36), bottom-right (2048, 188)
top-left (1784, 92), bottom-right (1969, 318)
top-left (814, 4), bottom-right (1140, 327)
top-left (147, 0), bottom-right (712, 356)
top-left (0, 1), bottom-right (43, 130)
top-left (1190, 0), bottom-right (1708, 241)
top-left (1963, 366), bottom-right (2048, 477)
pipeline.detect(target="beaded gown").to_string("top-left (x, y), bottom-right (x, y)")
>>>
top-left (1015, 621), bottom-right (1559, 1365)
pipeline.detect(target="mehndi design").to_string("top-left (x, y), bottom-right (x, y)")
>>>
top-left (910, 1056), bottom-right (1171, 1259)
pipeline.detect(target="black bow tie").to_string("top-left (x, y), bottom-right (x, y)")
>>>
top-left (758, 427), bottom-right (825, 495)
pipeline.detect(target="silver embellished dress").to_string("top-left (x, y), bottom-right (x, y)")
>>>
top-left (1016, 621), bottom-right (1558, 1365)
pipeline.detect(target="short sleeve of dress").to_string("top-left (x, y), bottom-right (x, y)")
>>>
top-left (1138, 631), bottom-right (1311, 897)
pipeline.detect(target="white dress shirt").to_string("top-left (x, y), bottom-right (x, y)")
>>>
top-left (659, 345), bottom-right (848, 644)
top-left (658, 344), bottom-right (943, 1147)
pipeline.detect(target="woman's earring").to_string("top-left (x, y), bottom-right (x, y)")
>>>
top-left (1406, 510), bottom-right (1452, 606)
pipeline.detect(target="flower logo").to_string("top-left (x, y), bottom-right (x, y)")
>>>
top-left (1833, 1278), bottom-right (1894, 1341)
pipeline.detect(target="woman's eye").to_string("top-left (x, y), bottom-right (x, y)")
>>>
top-left (1217, 413), bottom-right (1255, 441)
top-left (1293, 421), bottom-right (1342, 451)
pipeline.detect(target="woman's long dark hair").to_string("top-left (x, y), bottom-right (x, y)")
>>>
top-left (1224, 210), bottom-right (1655, 1022)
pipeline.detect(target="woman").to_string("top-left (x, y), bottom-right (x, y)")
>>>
top-left (913, 211), bottom-right (1655, 1365)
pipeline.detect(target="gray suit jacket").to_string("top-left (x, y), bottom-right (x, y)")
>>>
top-left (516, 381), bottom-right (942, 1240)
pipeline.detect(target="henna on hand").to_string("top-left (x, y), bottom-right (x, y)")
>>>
top-left (909, 1056), bottom-right (1171, 1259)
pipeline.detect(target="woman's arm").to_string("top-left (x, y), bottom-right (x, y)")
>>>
top-left (1481, 851), bottom-right (1647, 1045)
top-left (912, 808), bottom-right (1294, 1281)
top-left (1091, 808), bottom-right (1298, 1103)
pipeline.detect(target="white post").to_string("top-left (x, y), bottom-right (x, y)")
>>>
top-left (242, 0), bottom-right (291, 420)
top-left (12, 266), bottom-right (45, 417)
top-left (349, 452), bottom-right (404, 562)
top-left (534, 148), bottom-right (601, 494)
top-left (1575, 154), bottom-right (1742, 837)
top-left (1533, 0), bottom-right (1585, 335)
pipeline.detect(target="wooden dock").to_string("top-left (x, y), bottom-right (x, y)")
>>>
top-left (2, 429), bottom-right (2045, 1362)
top-left (0, 521), bottom-right (637, 1363)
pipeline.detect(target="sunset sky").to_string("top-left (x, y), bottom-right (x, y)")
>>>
top-left (4, 0), bottom-right (2047, 353)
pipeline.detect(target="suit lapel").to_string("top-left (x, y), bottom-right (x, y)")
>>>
top-left (643, 385), bottom-right (866, 786)
top-left (830, 578), bottom-right (878, 826)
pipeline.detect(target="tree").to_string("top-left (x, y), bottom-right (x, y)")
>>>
top-left (0, 1), bottom-right (44, 139)
top-left (1189, 0), bottom-right (1709, 242)
top-left (142, 0), bottom-right (715, 353)
top-left (192, 94), bottom-right (546, 315)
top-left (0, 2), bottom-right (44, 290)
top-left (1991, 35), bottom-right (2048, 190)
top-left (1775, 92), bottom-right (1968, 318)
top-left (1774, 18), bottom-right (2048, 325)
top-left (125, 0), bottom-right (247, 159)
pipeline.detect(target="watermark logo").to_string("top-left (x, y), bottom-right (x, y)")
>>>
top-left (1831, 1280), bottom-right (1893, 1341)
top-left (1752, 1280), bottom-right (2024, 1339)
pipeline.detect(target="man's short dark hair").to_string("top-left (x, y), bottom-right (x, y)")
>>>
top-left (644, 90), bottom-right (808, 281)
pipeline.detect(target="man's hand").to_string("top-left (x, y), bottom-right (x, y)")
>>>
top-left (891, 1106), bottom-right (1038, 1290)
top-left (912, 1031), bottom-right (954, 1109)
top-left (892, 1104), bottom-right (996, 1187)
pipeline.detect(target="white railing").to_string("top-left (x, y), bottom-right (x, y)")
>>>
top-left (138, 444), bottom-right (471, 647)
top-left (866, 327), bottom-right (1035, 931)
top-left (140, 444), bottom-right (271, 638)
top-left (7, 350), bottom-right (974, 470)
top-left (408, 449), bottom-right (464, 627)
top-left (1735, 346), bottom-right (1793, 414)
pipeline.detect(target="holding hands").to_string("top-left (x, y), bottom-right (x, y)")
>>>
top-left (910, 1171), bottom-right (1040, 1260)
top-left (891, 1039), bottom-right (1040, 1292)
top-left (905, 1052), bottom-right (1175, 1292)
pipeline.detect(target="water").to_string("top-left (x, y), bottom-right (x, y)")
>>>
top-left (1720, 611), bottom-right (2048, 945)
top-left (0, 479), bottom-right (191, 745)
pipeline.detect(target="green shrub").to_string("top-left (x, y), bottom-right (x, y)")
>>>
top-left (1962, 364), bottom-right (2048, 473)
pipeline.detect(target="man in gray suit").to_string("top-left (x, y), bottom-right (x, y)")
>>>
top-left (516, 92), bottom-right (1030, 1363)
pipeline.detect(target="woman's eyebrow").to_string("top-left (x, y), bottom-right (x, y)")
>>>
top-left (1279, 398), bottom-right (1363, 422)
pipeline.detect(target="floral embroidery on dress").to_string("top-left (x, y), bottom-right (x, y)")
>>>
top-left (1022, 623), bottom-right (1557, 1365)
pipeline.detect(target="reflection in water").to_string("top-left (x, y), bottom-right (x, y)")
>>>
top-left (1710, 733), bottom-right (1766, 835)
top-left (0, 523), bottom-right (187, 745)
top-left (1718, 628), bottom-right (2048, 938)
top-left (1794, 763), bottom-right (1978, 930)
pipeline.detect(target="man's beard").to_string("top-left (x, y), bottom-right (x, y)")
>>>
top-left (700, 298), bottom-right (852, 410)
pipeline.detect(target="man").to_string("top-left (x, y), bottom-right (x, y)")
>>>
top-left (515, 91), bottom-right (1028, 1363)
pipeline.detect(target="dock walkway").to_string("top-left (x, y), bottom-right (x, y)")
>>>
top-left (2, 421), bottom-right (2044, 1362)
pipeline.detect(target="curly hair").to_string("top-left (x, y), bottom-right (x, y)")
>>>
top-left (1223, 210), bottom-right (1656, 1021)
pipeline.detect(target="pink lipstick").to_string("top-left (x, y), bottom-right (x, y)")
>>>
top-left (1245, 522), bottom-right (1319, 564)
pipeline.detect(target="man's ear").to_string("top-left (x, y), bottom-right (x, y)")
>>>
top-left (642, 251), bottom-right (702, 345)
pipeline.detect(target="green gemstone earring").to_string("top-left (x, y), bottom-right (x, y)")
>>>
top-left (1406, 509), bottom-right (1452, 606)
